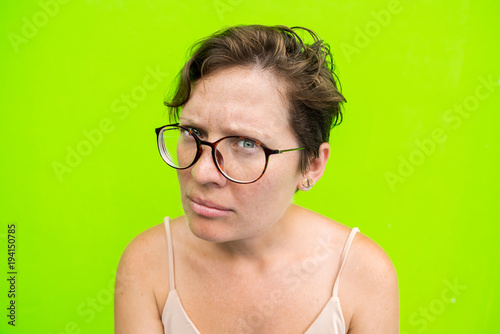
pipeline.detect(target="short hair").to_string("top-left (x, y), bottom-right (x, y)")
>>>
top-left (165, 24), bottom-right (346, 173)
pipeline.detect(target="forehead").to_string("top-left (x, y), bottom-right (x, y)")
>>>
top-left (180, 67), bottom-right (291, 137)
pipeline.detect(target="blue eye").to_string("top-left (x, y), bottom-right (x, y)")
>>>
top-left (237, 139), bottom-right (257, 149)
top-left (182, 127), bottom-right (202, 138)
top-left (190, 128), bottom-right (202, 137)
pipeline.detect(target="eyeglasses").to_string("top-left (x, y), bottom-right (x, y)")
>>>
top-left (155, 124), bottom-right (305, 184)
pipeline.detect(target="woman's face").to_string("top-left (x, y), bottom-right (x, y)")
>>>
top-left (177, 66), bottom-right (303, 243)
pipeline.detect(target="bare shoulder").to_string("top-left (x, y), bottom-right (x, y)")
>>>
top-left (114, 221), bottom-right (171, 334)
top-left (120, 222), bottom-right (168, 259)
top-left (350, 231), bottom-right (397, 281)
top-left (293, 205), bottom-right (399, 330)
top-left (295, 206), bottom-right (395, 277)
top-left (292, 204), bottom-right (351, 233)
top-left (343, 231), bottom-right (400, 333)
top-left (117, 222), bottom-right (169, 284)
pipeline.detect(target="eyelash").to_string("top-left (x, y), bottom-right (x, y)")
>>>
top-left (181, 125), bottom-right (204, 138)
top-left (179, 124), bottom-right (265, 147)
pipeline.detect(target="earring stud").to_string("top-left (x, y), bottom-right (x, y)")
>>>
top-left (301, 178), bottom-right (313, 190)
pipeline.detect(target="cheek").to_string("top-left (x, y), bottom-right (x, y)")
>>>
top-left (266, 153), bottom-right (302, 186)
top-left (237, 163), bottom-right (300, 211)
top-left (176, 170), bottom-right (190, 194)
top-left (237, 179), bottom-right (296, 231)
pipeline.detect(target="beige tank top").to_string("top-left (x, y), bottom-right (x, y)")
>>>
top-left (161, 216), bottom-right (359, 334)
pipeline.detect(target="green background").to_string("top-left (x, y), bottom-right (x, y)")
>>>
top-left (1, 0), bottom-right (499, 333)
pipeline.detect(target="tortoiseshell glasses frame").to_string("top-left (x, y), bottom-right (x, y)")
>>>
top-left (155, 124), bottom-right (305, 184)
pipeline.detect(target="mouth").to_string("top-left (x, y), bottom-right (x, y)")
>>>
top-left (188, 195), bottom-right (233, 218)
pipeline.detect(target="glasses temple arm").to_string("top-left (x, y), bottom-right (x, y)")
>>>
top-left (277, 147), bottom-right (306, 154)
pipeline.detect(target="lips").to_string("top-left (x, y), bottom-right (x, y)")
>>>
top-left (188, 195), bottom-right (233, 218)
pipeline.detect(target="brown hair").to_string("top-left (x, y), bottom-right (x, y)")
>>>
top-left (165, 24), bottom-right (346, 173)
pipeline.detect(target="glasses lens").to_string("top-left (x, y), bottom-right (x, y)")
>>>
top-left (160, 126), bottom-right (198, 168)
top-left (216, 138), bottom-right (267, 182)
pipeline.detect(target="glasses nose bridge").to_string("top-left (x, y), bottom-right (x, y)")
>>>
top-left (191, 138), bottom-right (228, 183)
top-left (198, 139), bottom-right (219, 156)
top-left (196, 139), bottom-right (221, 167)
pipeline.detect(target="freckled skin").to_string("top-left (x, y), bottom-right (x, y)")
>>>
top-left (177, 66), bottom-right (304, 246)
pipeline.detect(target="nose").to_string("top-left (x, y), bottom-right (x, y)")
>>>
top-left (190, 145), bottom-right (228, 187)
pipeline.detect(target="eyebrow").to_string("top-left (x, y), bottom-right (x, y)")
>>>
top-left (178, 116), bottom-right (273, 144)
top-left (223, 122), bottom-right (272, 141)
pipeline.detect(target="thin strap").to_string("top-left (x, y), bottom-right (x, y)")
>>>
top-left (333, 227), bottom-right (359, 296)
top-left (163, 217), bottom-right (175, 291)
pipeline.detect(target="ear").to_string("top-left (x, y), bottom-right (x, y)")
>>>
top-left (297, 142), bottom-right (330, 191)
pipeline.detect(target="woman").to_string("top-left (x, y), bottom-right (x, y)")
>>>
top-left (115, 24), bottom-right (399, 333)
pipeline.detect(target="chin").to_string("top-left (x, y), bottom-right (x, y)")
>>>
top-left (186, 215), bottom-right (242, 243)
